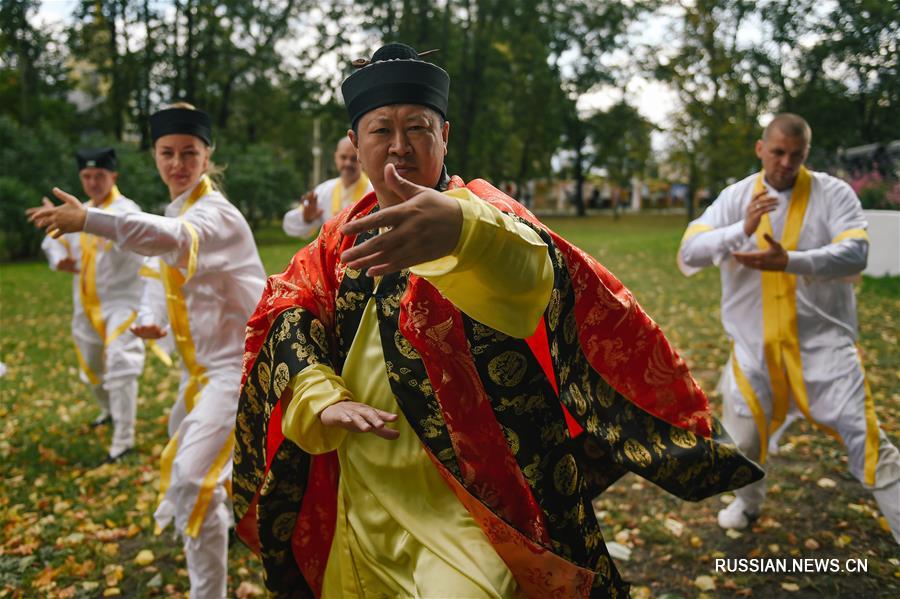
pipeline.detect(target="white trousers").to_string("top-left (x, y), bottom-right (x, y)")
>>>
top-left (722, 383), bottom-right (900, 543)
top-left (73, 308), bottom-right (144, 456)
top-left (154, 368), bottom-right (239, 599)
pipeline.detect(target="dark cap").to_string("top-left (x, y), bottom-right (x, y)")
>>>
top-left (76, 147), bottom-right (117, 171)
top-left (149, 107), bottom-right (213, 146)
top-left (341, 43), bottom-right (450, 129)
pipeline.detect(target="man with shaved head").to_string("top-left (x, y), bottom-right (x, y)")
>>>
top-left (283, 137), bottom-right (372, 238)
top-left (679, 113), bottom-right (900, 543)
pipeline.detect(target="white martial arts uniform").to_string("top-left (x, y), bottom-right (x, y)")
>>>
top-left (282, 173), bottom-right (371, 238)
top-left (83, 176), bottom-right (267, 597)
top-left (679, 167), bottom-right (900, 542)
top-left (41, 187), bottom-right (146, 459)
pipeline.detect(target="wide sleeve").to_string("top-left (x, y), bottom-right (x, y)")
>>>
top-left (785, 180), bottom-right (869, 277)
top-left (281, 364), bottom-right (351, 454)
top-left (241, 307), bottom-right (349, 455)
top-left (678, 184), bottom-right (755, 275)
top-left (410, 188), bottom-right (553, 338)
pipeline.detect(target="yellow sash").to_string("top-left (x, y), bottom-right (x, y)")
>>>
top-left (751, 167), bottom-right (842, 444)
top-left (74, 187), bottom-right (138, 382)
top-left (156, 176), bottom-right (230, 537)
top-left (331, 173), bottom-right (370, 215)
top-left (78, 186), bottom-right (119, 340)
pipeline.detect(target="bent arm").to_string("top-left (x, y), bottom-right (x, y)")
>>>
top-left (282, 207), bottom-right (321, 238)
top-left (410, 188), bottom-right (553, 338)
top-left (281, 364), bottom-right (352, 454)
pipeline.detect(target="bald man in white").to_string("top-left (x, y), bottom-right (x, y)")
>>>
top-left (679, 113), bottom-right (900, 544)
top-left (283, 137), bottom-right (372, 238)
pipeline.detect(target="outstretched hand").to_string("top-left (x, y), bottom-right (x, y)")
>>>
top-left (733, 233), bottom-right (789, 271)
top-left (339, 164), bottom-right (462, 277)
top-left (320, 400), bottom-right (400, 440)
top-left (26, 188), bottom-right (88, 237)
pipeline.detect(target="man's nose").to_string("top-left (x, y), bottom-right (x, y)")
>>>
top-left (389, 131), bottom-right (411, 155)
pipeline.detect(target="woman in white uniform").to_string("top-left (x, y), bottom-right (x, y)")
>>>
top-left (29, 104), bottom-right (267, 597)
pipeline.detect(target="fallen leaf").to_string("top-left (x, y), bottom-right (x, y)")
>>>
top-left (804, 538), bottom-right (820, 550)
top-left (664, 517), bottom-right (684, 537)
top-left (134, 549), bottom-right (155, 566)
top-left (781, 582), bottom-right (800, 592)
top-left (694, 575), bottom-right (716, 591)
top-left (236, 581), bottom-right (265, 598)
top-left (816, 477), bottom-right (837, 488)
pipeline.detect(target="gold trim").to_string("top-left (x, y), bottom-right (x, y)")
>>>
top-left (680, 223), bottom-right (713, 245)
top-left (857, 346), bottom-right (881, 486)
top-left (73, 342), bottom-right (100, 386)
top-left (832, 228), bottom-right (869, 244)
top-left (105, 311), bottom-right (137, 347)
top-left (185, 431), bottom-right (235, 537)
top-left (731, 351), bottom-right (770, 464)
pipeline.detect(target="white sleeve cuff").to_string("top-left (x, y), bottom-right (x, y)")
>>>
top-left (723, 221), bottom-right (751, 252)
top-left (83, 208), bottom-right (119, 241)
top-left (785, 251), bottom-right (815, 275)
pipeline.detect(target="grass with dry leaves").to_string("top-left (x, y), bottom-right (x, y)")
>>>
top-left (1, 213), bottom-right (897, 598)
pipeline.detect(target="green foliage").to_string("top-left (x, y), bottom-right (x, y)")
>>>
top-left (0, 116), bottom-right (78, 260)
top-left (214, 142), bottom-right (303, 230)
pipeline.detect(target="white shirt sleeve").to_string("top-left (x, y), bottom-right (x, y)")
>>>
top-left (785, 179), bottom-right (869, 277)
top-left (679, 184), bottom-right (755, 274)
top-left (136, 258), bottom-right (169, 330)
top-left (283, 181), bottom-right (329, 238)
top-left (83, 197), bottom-right (245, 278)
top-left (282, 206), bottom-right (322, 238)
top-left (41, 234), bottom-right (71, 271)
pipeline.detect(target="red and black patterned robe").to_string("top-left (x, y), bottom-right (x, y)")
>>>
top-left (233, 177), bottom-right (763, 598)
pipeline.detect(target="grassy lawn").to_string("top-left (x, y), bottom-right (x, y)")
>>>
top-left (1, 213), bottom-right (897, 597)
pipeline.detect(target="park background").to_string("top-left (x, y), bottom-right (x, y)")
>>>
top-left (1, 0), bottom-right (898, 597)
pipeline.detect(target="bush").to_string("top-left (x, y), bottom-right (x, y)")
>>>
top-left (0, 116), bottom-right (78, 260)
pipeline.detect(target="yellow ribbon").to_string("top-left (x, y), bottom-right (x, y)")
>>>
top-left (857, 347), bottom-right (881, 486)
top-left (156, 176), bottom-right (229, 537)
top-left (753, 167), bottom-right (842, 445)
top-left (331, 173), bottom-right (370, 215)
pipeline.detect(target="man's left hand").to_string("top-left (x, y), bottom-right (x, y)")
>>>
top-left (339, 163), bottom-right (462, 277)
top-left (733, 233), bottom-right (789, 271)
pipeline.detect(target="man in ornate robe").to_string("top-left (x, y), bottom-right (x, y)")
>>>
top-left (235, 43), bottom-right (763, 598)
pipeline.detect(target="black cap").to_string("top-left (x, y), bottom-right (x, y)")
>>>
top-left (149, 107), bottom-right (213, 146)
top-left (341, 43), bottom-right (450, 129)
top-left (76, 147), bottom-right (117, 171)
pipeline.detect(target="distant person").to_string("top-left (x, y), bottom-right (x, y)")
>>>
top-left (29, 104), bottom-right (267, 596)
top-left (678, 113), bottom-right (900, 544)
top-left (31, 147), bottom-right (146, 464)
top-left (283, 137), bottom-right (372, 238)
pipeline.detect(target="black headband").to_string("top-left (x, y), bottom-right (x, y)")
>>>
top-left (342, 43), bottom-right (450, 129)
top-left (149, 107), bottom-right (213, 146)
top-left (76, 147), bottom-right (117, 171)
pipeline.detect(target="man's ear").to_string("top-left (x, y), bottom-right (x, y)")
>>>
top-left (441, 120), bottom-right (450, 155)
top-left (755, 139), bottom-right (764, 160)
top-left (348, 129), bottom-right (358, 150)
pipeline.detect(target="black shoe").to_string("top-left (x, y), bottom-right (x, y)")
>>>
top-left (104, 447), bottom-right (134, 464)
top-left (90, 414), bottom-right (112, 428)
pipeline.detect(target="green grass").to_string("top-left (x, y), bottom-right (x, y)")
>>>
top-left (1, 214), bottom-right (897, 597)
